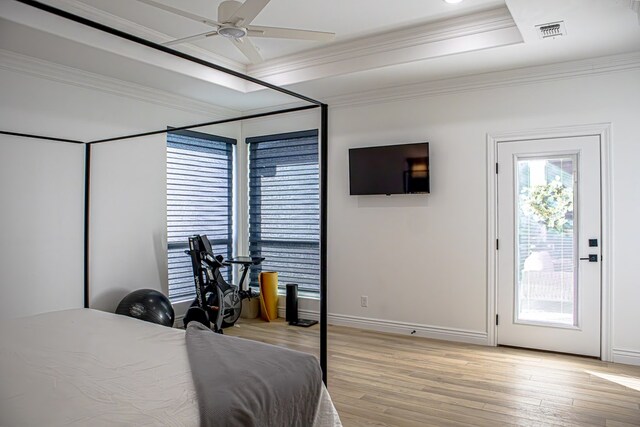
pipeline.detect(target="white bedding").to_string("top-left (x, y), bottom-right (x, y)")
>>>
top-left (0, 309), bottom-right (340, 426)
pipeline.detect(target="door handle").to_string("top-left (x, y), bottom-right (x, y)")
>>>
top-left (579, 254), bottom-right (598, 262)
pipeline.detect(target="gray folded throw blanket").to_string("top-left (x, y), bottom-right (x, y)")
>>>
top-left (185, 322), bottom-right (322, 427)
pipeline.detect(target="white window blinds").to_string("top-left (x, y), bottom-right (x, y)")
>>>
top-left (167, 130), bottom-right (234, 302)
top-left (247, 130), bottom-right (319, 293)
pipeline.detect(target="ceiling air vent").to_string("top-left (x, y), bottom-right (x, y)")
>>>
top-left (535, 21), bottom-right (566, 39)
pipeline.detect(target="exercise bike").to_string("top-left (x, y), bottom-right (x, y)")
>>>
top-left (183, 234), bottom-right (263, 333)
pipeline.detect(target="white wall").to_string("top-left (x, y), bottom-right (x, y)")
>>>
top-left (90, 121), bottom-right (241, 314)
top-left (3, 53), bottom-right (639, 364)
top-left (0, 66), bottom-right (224, 142)
top-left (242, 68), bottom-right (640, 362)
top-left (326, 69), bottom-right (640, 359)
top-left (0, 65), bottom-right (237, 316)
top-left (89, 136), bottom-right (167, 311)
top-left (0, 136), bottom-right (84, 320)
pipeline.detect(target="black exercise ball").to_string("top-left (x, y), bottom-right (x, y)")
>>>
top-left (115, 289), bottom-right (175, 327)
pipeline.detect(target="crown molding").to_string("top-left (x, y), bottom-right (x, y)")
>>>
top-left (248, 6), bottom-right (522, 85)
top-left (59, 0), bottom-right (521, 89)
top-left (5, 39), bottom-right (638, 120)
top-left (7, 1), bottom-right (521, 93)
top-left (0, 49), bottom-right (238, 118)
top-left (56, 0), bottom-right (246, 72)
top-left (324, 51), bottom-right (640, 109)
top-left (241, 50), bottom-right (640, 115)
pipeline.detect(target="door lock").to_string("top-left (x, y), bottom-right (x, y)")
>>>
top-left (579, 254), bottom-right (598, 262)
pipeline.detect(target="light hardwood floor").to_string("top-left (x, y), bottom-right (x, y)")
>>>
top-left (226, 319), bottom-right (640, 426)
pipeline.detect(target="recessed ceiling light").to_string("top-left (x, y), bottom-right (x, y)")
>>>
top-left (444, 0), bottom-right (464, 4)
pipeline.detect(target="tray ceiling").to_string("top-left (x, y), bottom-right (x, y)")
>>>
top-left (1, 0), bottom-right (639, 110)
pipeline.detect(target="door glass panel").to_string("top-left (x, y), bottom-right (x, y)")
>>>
top-left (516, 156), bottom-right (577, 326)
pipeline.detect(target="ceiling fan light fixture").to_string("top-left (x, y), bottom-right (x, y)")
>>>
top-left (218, 25), bottom-right (248, 39)
top-left (143, 0), bottom-right (335, 63)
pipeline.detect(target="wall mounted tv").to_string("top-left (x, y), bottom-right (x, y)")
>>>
top-left (349, 142), bottom-right (429, 195)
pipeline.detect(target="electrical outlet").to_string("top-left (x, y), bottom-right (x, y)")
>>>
top-left (360, 296), bottom-right (368, 307)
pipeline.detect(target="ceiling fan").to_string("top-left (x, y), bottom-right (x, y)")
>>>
top-left (136, 0), bottom-right (335, 64)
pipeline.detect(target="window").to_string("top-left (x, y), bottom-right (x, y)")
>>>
top-left (167, 130), bottom-right (234, 302)
top-left (247, 130), bottom-right (320, 293)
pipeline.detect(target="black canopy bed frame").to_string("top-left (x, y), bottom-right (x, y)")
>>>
top-left (0, 0), bottom-right (329, 384)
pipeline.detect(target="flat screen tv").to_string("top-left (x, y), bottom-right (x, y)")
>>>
top-left (349, 142), bottom-right (429, 195)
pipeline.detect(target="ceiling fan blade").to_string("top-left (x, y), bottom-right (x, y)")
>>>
top-left (135, 0), bottom-right (220, 28)
top-left (163, 31), bottom-right (218, 47)
top-left (227, 0), bottom-right (270, 26)
top-left (247, 25), bottom-right (335, 42)
top-left (231, 37), bottom-right (263, 64)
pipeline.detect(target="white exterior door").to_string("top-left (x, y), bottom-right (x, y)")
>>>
top-left (497, 136), bottom-right (601, 357)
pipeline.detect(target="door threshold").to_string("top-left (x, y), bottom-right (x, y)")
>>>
top-left (497, 344), bottom-right (600, 360)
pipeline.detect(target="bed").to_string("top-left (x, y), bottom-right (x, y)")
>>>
top-left (0, 309), bottom-right (340, 426)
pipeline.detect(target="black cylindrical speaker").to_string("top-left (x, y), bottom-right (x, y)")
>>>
top-left (286, 283), bottom-right (299, 324)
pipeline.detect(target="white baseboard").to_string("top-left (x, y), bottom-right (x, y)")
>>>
top-left (279, 306), bottom-right (487, 345)
top-left (612, 348), bottom-right (640, 366)
top-left (328, 313), bottom-right (488, 345)
top-left (176, 306), bottom-right (316, 327)
top-left (182, 302), bottom-right (487, 345)
top-left (178, 305), bottom-right (637, 365)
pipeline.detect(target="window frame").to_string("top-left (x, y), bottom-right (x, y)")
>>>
top-left (246, 129), bottom-right (320, 294)
top-left (166, 129), bottom-right (236, 303)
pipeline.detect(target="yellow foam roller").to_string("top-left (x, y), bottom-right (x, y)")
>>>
top-left (259, 271), bottom-right (279, 322)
